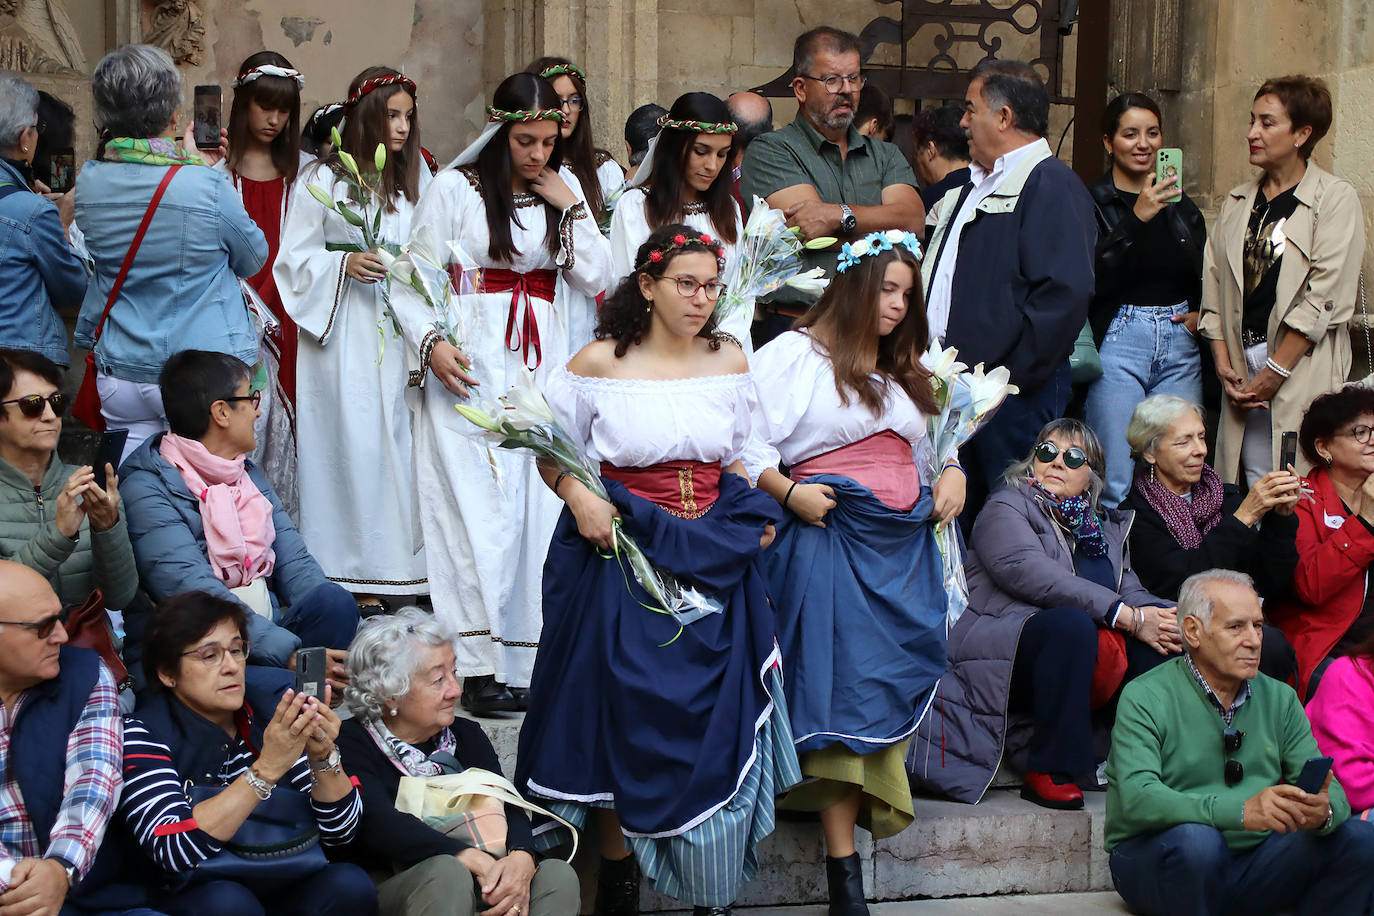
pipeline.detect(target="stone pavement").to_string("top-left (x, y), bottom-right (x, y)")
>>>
top-left (679, 894), bottom-right (1129, 914)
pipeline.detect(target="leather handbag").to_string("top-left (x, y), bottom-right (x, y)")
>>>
top-left (185, 784), bottom-right (329, 889)
top-left (64, 588), bottom-right (132, 692)
top-left (73, 166), bottom-right (182, 431)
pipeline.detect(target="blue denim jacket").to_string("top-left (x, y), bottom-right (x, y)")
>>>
top-left (74, 161), bottom-right (267, 382)
top-left (0, 158), bottom-right (88, 365)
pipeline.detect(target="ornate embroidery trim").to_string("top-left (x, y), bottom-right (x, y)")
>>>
top-left (320, 253), bottom-right (349, 344)
top-left (410, 329), bottom-right (442, 388)
top-left (557, 202), bottom-right (587, 270)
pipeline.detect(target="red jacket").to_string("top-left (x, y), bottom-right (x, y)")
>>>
top-left (1270, 467), bottom-right (1374, 699)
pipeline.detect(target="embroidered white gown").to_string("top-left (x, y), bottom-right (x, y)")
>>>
top-left (274, 160), bottom-right (431, 596)
top-left (395, 165), bottom-right (613, 685)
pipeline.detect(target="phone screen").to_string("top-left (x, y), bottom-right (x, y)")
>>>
top-left (1280, 431), bottom-right (1298, 472)
top-left (295, 647), bottom-right (327, 699)
top-left (193, 85), bottom-right (221, 150)
top-left (50, 150), bottom-right (75, 193)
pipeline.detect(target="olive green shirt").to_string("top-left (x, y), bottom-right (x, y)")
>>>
top-left (739, 112), bottom-right (917, 303)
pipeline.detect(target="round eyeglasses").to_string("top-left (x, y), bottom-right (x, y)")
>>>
top-left (1034, 440), bottom-right (1088, 469)
top-left (660, 275), bottom-right (727, 301)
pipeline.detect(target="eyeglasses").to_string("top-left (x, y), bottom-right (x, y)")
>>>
top-left (557, 96), bottom-right (583, 112)
top-left (1223, 727), bottom-right (1245, 786)
top-left (660, 275), bottom-right (727, 301)
top-left (1034, 440), bottom-right (1089, 469)
top-left (221, 391), bottom-right (262, 409)
top-left (29, 119), bottom-right (45, 136)
top-left (1342, 424), bottom-right (1374, 444)
top-left (0, 607), bottom-right (69, 639)
top-left (0, 392), bottom-right (67, 418)
top-left (181, 639), bottom-right (249, 667)
top-left (799, 73), bottom-right (866, 94)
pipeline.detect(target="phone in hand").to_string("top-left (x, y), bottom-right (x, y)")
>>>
top-left (1294, 755), bottom-right (1333, 795)
top-left (295, 647), bottom-right (328, 700)
top-left (1280, 430), bottom-right (1298, 473)
top-left (49, 149), bottom-right (75, 193)
top-left (193, 85), bottom-right (222, 150)
top-left (1155, 147), bottom-right (1183, 203)
top-left (90, 428), bottom-right (128, 492)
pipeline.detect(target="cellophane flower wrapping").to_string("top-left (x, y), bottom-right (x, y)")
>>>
top-left (923, 343), bottom-right (1020, 628)
top-left (715, 196), bottom-right (831, 326)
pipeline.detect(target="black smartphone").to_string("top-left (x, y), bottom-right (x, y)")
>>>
top-left (1280, 430), bottom-right (1298, 472)
top-left (295, 647), bottom-right (327, 699)
top-left (49, 149), bottom-right (75, 193)
top-left (1294, 756), bottom-right (1333, 794)
top-left (193, 84), bottom-right (222, 150)
top-left (92, 428), bottom-right (128, 491)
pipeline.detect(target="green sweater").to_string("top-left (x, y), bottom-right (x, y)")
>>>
top-left (1105, 657), bottom-right (1350, 852)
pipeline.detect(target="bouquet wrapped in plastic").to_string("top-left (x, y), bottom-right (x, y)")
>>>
top-left (455, 372), bottom-right (723, 638)
top-left (376, 225), bottom-right (480, 354)
top-left (923, 343), bottom-right (1020, 627)
top-left (715, 196), bottom-right (834, 326)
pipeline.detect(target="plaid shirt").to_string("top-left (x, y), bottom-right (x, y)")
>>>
top-left (0, 662), bottom-right (122, 891)
top-left (1186, 652), bottom-right (1252, 726)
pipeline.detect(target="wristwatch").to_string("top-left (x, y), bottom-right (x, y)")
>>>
top-left (838, 203), bottom-right (857, 234)
top-left (244, 765), bottom-right (275, 800)
top-left (1323, 805), bottom-right (1334, 831)
top-left (49, 857), bottom-right (76, 887)
top-left (309, 746), bottom-right (342, 772)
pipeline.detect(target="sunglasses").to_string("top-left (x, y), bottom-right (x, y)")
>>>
top-left (1224, 727), bottom-right (1245, 786)
top-left (1, 392), bottom-right (67, 419)
top-left (0, 607), bottom-right (69, 639)
top-left (1034, 440), bottom-right (1088, 469)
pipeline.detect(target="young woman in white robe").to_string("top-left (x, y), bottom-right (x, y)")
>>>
top-left (395, 72), bottom-right (613, 710)
top-left (609, 92), bottom-right (750, 350)
top-left (275, 67), bottom-right (430, 606)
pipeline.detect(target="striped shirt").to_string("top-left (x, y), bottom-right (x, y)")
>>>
top-left (0, 662), bottom-right (122, 891)
top-left (121, 717), bottom-right (361, 873)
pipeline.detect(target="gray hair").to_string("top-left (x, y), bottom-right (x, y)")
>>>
top-left (970, 58), bottom-right (1049, 138)
top-left (0, 74), bottom-right (39, 151)
top-left (1126, 395), bottom-right (1205, 461)
top-left (92, 44), bottom-right (182, 138)
top-left (1004, 417), bottom-right (1108, 512)
top-left (343, 607), bottom-right (453, 721)
top-left (1178, 569), bottom-right (1256, 639)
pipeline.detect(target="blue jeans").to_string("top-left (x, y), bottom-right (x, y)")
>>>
top-left (155, 865), bottom-right (378, 916)
top-left (277, 582), bottom-right (361, 650)
top-left (1109, 819), bottom-right (1374, 916)
top-left (1085, 303), bottom-right (1202, 508)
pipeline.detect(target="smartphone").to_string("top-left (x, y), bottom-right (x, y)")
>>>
top-left (1155, 147), bottom-right (1182, 203)
top-left (295, 646), bottom-right (327, 699)
top-left (193, 84), bottom-right (222, 150)
top-left (1294, 755), bottom-right (1333, 794)
top-left (91, 428), bottom-right (128, 491)
top-left (49, 149), bottom-right (75, 193)
top-left (1280, 430), bottom-right (1298, 472)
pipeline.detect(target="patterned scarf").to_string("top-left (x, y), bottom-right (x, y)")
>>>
top-left (102, 137), bottom-right (205, 167)
top-left (363, 717), bottom-right (458, 777)
top-left (1031, 478), bottom-right (1108, 557)
top-left (1134, 462), bottom-right (1225, 550)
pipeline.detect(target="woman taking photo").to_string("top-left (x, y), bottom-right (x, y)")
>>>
top-left (275, 66), bottom-right (429, 611)
top-left (1198, 75), bottom-right (1365, 485)
top-left (747, 231), bottom-right (962, 913)
top-left (912, 420), bottom-right (1177, 810)
top-left (608, 93), bottom-right (747, 348)
top-left (398, 72), bottom-right (611, 714)
top-left (1084, 92), bottom-right (1208, 506)
top-left (515, 225), bottom-right (799, 916)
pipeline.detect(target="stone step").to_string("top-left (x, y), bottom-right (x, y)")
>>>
top-left (462, 712), bottom-right (1112, 911)
top-left (675, 893), bottom-right (1128, 914)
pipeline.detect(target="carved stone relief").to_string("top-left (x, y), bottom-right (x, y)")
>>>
top-left (142, 0), bottom-right (204, 66)
top-left (0, 0), bottom-right (88, 73)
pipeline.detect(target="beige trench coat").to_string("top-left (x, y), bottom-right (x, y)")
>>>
top-left (1197, 163), bottom-right (1365, 483)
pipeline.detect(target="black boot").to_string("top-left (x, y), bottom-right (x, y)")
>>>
top-left (692, 907), bottom-right (732, 916)
top-left (460, 675), bottom-right (519, 716)
top-left (595, 854), bottom-right (640, 916)
top-left (826, 853), bottom-right (869, 916)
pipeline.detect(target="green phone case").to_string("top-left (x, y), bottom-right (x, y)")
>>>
top-left (1156, 148), bottom-right (1183, 203)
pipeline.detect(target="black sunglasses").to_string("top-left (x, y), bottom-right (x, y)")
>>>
top-left (1224, 727), bottom-right (1245, 786)
top-left (0, 607), bottom-right (70, 639)
top-left (1034, 440), bottom-right (1088, 469)
top-left (0, 392), bottom-right (67, 419)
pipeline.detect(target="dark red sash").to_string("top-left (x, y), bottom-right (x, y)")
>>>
top-left (602, 461), bottom-right (722, 519)
top-left (790, 430), bottom-right (920, 511)
top-left (473, 267), bottom-right (557, 370)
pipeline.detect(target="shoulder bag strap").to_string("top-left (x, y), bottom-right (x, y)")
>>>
top-left (1314, 182), bottom-right (1372, 374)
top-left (89, 165), bottom-right (182, 345)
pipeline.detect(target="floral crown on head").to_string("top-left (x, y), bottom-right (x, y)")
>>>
top-left (233, 64), bottom-right (305, 89)
top-left (344, 73), bottom-right (417, 109)
top-left (487, 106), bottom-right (566, 124)
top-left (539, 63), bottom-right (586, 82)
top-left (656, 114), bottom-right (738, 135)
top-left (636, 231), bottom-right (726, 272)
top-left (835, 229), bottom-right (923, 274)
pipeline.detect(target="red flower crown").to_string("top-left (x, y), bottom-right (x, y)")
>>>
top-left (635, 231), bottom-right (725, 271)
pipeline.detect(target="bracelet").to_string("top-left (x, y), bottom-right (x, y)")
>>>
top-left (942, 462), bottom-right (966, 478)
top-left (244, 765), bottom-right (275, 800)
top-left (1265, 357), bottom-right (1292, 379)
top-left (783, 481), bottom-right (798, 508)
top-left (553, 471), bottom-right (570, 497)
top-left (1134, 607), bottom-right (1145, 636)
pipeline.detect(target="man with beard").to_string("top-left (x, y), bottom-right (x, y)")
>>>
top-left (740, 26), bottom-right (923, 344)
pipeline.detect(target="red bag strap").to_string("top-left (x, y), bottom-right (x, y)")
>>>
top-left (89, 165), bottom-right (182, 344)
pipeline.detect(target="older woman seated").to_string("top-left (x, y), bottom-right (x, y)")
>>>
top-left (1121, 394), bottom-right (1300, 680)
top-left (911, 419), bottom-right (1178, 811)
top-left (334, 609), bottom-right (579, 916)
top-left (119, 591), bottom-right (377, 916)
top-left (1271, 386), bottom-right (1374, 700)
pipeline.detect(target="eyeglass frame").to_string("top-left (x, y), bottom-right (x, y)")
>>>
top-left (557, 95), bottom-right (584, 112)
top-left (0, 392), bottom-right (67, 418)
top-left (0, 607), bottom-right (69, 639)
top-left (180, 638), bottom-right (250, 667)
top-left (1033, 440), bottom-right (1089, 470)
top-left (1223, 726), bottom-right (1245, 786)
top-left (220, 391), bottom-right (262, 409)
top-left (1341, 423), bottom-right (1374, 444)
top-left (657, 274), bottom-right (728, 302)
top-left (797, 72), bottom-right (866, 94)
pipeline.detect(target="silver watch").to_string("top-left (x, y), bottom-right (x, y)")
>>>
top-left (244, 765), bottom-right (274, 800)
top-left (309, 746), bottom-right (342, 771)
top-left (839, 203), bottom-right (857, 233)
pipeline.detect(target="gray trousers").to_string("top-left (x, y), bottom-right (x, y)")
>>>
top-left (376, 855), bottom-right (580, 916)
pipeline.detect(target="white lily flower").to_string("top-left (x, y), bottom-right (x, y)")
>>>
top-left (743, 196), bottom-right (777, 237)
top-left (408, 224), bottom-right (447, 269)
top-left (965, 362), bottom-right (1019, 415)
top-left (389, 254), bottom-right (416, 287)
top-left (374, 248), bottom-right (397, 269)
top-left (499, 370), bottom-right (556, 430)
top-left (785, 267), bottom-right (829, 295)
top-left (922, 342), bottom-right (967, 380)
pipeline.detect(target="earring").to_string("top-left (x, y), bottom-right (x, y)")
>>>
top-left (1150, 464), bottom-right (1157, 481)
top-left (387, 707), bottom-right (398, 717)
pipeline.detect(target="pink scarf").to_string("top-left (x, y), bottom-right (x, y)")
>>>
top-left (159, 434), bottom-right (276, 588)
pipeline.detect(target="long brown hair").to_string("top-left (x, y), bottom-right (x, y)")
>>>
top-left (643, 92), bottom-right (739, 246)
top-left (226, 51), bottom-right (303, 184)
top-left (476, 73), bottom-right (565, 264)
top-left (332, 66), bottom-right (421, 213)
top-left (794, 246), bottom-right (937, 415)
top-left (525, 56), bottom-right (613, 225)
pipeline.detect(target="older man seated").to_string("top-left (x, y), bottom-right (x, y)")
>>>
top-left (120, 350), bottom-right (358, 692)
top-left (1106, 569), bottom-right (1374, 915)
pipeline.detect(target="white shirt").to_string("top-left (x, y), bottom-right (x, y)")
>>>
top-left (926, 137), bottom-right (1050, 341)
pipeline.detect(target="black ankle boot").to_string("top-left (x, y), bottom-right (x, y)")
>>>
top-left (460, 675), bottom-right (519, 716)
top-left (826, 853), bottom-right (869, 916)
top-left (595, 854), bottom-right (640, 916)
top-left (692, 906), bottom-right (732, 916)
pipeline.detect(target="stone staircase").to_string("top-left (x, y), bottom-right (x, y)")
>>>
top-left (463, 712), bottom-right (1113, 911)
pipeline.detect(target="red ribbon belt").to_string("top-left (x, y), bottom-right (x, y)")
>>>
top-left (475, 267), bottom-right (557, 370)
top-left (602, 461), bottom-right (722, 519)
